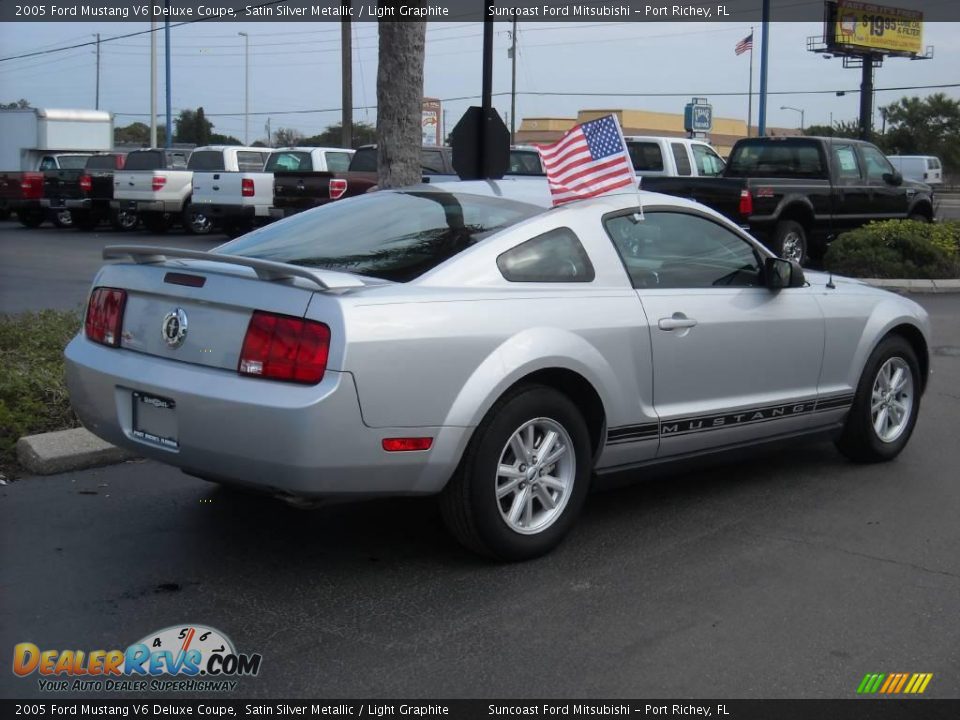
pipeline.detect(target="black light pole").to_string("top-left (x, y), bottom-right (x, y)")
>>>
top-left (480, 12), bottom-right (494, 172)
top-left (509, 17), bottom-right (517, 144)
top-left (859, 55), bottom-right (874, 140)
top-left (341, 1), bottom-right (352, 148)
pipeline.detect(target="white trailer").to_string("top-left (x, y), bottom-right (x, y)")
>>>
top-left (0, 108), bottom-right (114, 170)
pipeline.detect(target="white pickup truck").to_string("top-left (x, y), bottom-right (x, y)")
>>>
top-left (624, 136), bottom-right (727, 179)
top-left (190, 146), bottom-right (353, 237)
top-left (112, 145), bottom-right (269, 234)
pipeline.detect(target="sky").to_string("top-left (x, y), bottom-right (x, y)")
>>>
top-left (0, 20), bottom-right (958, 143)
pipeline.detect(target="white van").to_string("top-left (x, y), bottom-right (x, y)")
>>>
top-left (624, 136), bottom-right (726, 178)
top-left (886, 155), bottom-right (942, 186)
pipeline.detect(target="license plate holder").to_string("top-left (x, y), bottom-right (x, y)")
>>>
top-left (131, 392), bottom-right (178, 449)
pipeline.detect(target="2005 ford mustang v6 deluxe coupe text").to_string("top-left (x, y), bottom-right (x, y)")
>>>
top-left (65, 180), bottom-right (930, 559)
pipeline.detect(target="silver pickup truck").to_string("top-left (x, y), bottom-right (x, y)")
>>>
top-left (112, 146), bottom-right (268, 234)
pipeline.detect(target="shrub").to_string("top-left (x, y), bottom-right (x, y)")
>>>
top-left (0, 310), bottom-right (82, 478)
top-left (824, 220), bottom-right (960, 279)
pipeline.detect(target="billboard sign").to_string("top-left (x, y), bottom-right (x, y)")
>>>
top-left (684, 102), bottom-right (713, 133)
top-left (422, 98), bottom-right (441, 147)
top-left (832, 1), bottom-right (923, 55)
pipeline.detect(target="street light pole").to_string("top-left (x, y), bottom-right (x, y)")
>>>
top-left (780, 105), bottom-right (805, 132)
top-left (238, 32), bottom-right (250, 145)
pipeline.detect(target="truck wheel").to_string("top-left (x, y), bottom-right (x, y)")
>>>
top-left (50, 209), bottom-right (73, 228)
top-left (182, 204), bottom-right (213, 235)
top-left (17, 209), bottom-right (45, 228)
top-left (71, 210), bottom-right (99, 232)
top-left (908, 211), bottom-right (931, 223)
top-left (141, 212), bottom-right (171, 234)
top-left (835, 335), bottom-right (920, 463)
top-left (439, 385), bottom-right (592, 561)
top-left (110, 209), bottom-right (140, 232)
top-left (771, 220), bottom-right (807, 265)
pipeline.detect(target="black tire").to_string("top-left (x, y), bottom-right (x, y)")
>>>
top-left (182, 203), bottom-right (214, 235)
top-left (835, 335), bottom-right (921, 463)
top-left (71, 210), bottom-right (99, 232)
top-left (771, 220), bottom-right (808, 266)
top-left (50, 208), bottom-right (73, 228)
top-left (141, 212), bottom-right (171, 234)
top-left (110, 209), bottom-right (140, 232)
top-left (17, 209), bottom-right (45, 228)
top-left (439, 384), bottom-right (593, 561)
top-left (907, 211), bottom-right (931, 223)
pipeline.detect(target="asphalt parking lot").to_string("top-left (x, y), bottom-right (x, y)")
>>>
top-left (1, 218), bottom-right (959, 700)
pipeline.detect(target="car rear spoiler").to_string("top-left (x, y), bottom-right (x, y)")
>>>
top-left (102, 245), bottom-right (366, 291)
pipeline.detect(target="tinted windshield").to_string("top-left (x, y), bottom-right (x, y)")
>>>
top-left (727, 140), bottom-right (826, 178)
top-left (349, 147), bottom-right (377, 172)
top-left (124, 151), bottom-right (165, 170)
top-left (509, 150), bottom-right (544, 176)
top-left (219, 190), bottom-right (543, 282)
top-left (86, 154), bottom-right (121, 170)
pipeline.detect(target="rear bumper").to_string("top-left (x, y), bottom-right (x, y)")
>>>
top-left (111, 199), bottom-right (182, 213)
top-left (199, 204), bottom-right (258, 222)
top-left (64, 335), bottom-right (468, 497)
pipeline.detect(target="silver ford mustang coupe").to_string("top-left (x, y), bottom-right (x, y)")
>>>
top-left (65, 179), bottom-right (931, 560)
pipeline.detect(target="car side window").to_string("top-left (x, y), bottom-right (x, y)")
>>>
top-left (604, 211), bottom-right (762, 289)
top-left (692, 144), bottom-right (725, 176)
top-left (671, 143), bottom-right (693, 176)
top-left (420, 149), bottom-right (447, 175)
top-left (237, 151), bottom-right (266, 172)
top-left (860, 145), bottom-right (894, 182)
top-left (627, 142), bottom-right (664, 172)
top-left (325, 152), bottom-right (352, 172)
top-left (833, 144), bottom-right (862, 181)
top-left (39, 156), bottom-right (57, 170)
top-left (497, 227), bottom-right (595, 283)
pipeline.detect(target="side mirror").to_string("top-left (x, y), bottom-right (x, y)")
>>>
top-left (882, 171), bottom-right (903, 186)
top-left (765, 257), bottom-right (806, 290)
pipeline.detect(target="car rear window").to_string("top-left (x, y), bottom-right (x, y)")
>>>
top-left (727, 140), bottom-right (826, 178)
top-left (348, 147), bottom-right (378, 172)
top-left (85, 154), bottom-right (123, 170)
top-left (57, 155), bottom-right (90, 170)
top-left (266, 152), bottom-right (313, 171)
top-left (124, 151), bottom-right (165, 170)
top-left (627, 142), bottom-right (664, 172)
top-left (188, 151), bottom-right (226, 171)
top-left (220, 190), bottom-right (543, 283)
top-left (509, 150), bottom-right (545, 176)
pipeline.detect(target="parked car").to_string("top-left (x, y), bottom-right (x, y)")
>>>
top-left (66, 181), bottom-right (930, 560)
top-left (64, 153), bottom-right (136, 231)
top-left (886, 155), bottom-right (943, 186)
top-left (624, 136), bottom-right (727, 179)
top-left (509, 146), bottom-right (546, 176)
top-left (0, 154), bottom-right (92, 228)
top-left (190, 147), bottom-right (354, 237)
top-left (643, 136), bottom-right (936, 265)
top-left (112, 146), bottom-right (268, 234)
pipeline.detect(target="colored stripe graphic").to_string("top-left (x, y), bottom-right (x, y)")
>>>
top-left (857, 673), bottom-right (932, 694)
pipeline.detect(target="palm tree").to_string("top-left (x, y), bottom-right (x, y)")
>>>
top-left (376, 17), bottom-right (426, 189)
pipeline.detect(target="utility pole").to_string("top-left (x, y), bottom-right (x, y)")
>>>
top-left (757, 0), bottom-right (770, 136)
top-left (94, 34), bottom-right (101, 110)
top-left (165, 4), bottom-right (172, 148)
top-left (509, 17), bottom-right (517, 144)
top-left (238, 32), bottom-right (250, 145)
top-left (341, 1), bottom-right (353, 149)
top-left (859, 55), bottom-right (873, 141)
top-left (150, 14), bottom-right (157, 148)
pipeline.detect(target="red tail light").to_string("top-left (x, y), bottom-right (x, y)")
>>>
top-left (738, 189), bottom-right (753, 216)
top-left (238, 311), bottom-right (330, 384)
top-left (241, 178), bottom-right (255, 197)
top-left (382, 438), bottom-right (433, 452)
top-left (152, 175), bottom-right (167, 191)
top-left (21, 172), bottom-right (43, 199)
top-left (329, 178), bottom-right (348, 200)
top-left (79, 175), bottom-right (93, 193)
top-left (84, 288), bottom-right (127, 347)
top-left (115, 155), bottom-right (126, 170)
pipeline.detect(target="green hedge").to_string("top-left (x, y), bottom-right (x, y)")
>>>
top-left (0, 310), bottom-right (82, 478)
top-left (824, 220), bottom-right (960, 279)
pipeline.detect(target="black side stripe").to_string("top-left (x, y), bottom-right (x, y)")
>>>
top-left (606, 394), bottom-right (855, 446)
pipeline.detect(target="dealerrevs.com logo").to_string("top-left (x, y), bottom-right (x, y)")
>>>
top-left (12, 624), bottom-right (262, 692)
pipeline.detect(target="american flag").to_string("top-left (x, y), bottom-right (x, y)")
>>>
top-left (735, 33), bottom-right (753, 56)
top-left (537, 114), bottom-right (636, 206)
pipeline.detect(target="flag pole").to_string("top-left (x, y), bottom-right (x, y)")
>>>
top-left (747, 27), bottom-right (754, 138)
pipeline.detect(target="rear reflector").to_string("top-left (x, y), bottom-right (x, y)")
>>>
top-left (238, 311), bottom-right (330, 384)
top-left (242, 178), bottom-right (255, 197)
top-left (329, 178), bottom-right (348, 200)
top-left (152, 176), bottom-right (167, 191)
top-left (84, 287), bottom-right (127, 347)
top-left (738, 189), bottom-right (753, 216)
top-left (79, 175), bottom-right (93, 193)
top-left (382, 438), bottom-right (433, 452)
top-left (22, 172), bottom-right (43, 200)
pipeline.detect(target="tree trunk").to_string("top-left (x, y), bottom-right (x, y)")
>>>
top-left (376, 18), bottom-right (426, 189)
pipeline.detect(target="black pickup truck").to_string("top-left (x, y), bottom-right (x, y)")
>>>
top-left (643, 136), bottom-right (935, 265)
top-left (52, 153), bottom-right (132, 231)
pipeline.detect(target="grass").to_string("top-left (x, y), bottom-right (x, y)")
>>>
top-left (0, 310), bottom-right (82, 478)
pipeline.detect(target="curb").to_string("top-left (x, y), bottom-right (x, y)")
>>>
top-left (15, 427), bottom-right (138, 477)
top-left (862, 278), bottom-right (960, 294)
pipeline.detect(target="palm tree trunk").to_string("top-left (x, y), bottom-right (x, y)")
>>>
top-left (376, 18), bottom-right (426, 189)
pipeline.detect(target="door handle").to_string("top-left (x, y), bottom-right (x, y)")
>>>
top-left (658, 313), bottom-right (698, 331)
